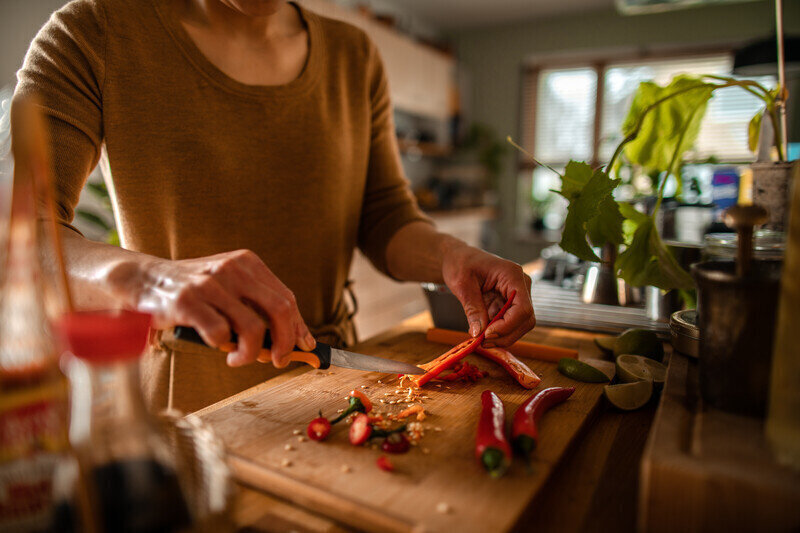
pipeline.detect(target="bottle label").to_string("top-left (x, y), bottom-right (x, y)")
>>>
top-left (0, 380), bottom-right (68, 530)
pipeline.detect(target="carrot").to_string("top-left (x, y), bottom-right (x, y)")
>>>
top-left (425, 328), bottom-right (578, 362)
top-left (409, 291), bottom-right (517, 387)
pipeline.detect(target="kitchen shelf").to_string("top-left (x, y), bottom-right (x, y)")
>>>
top-left (397, 139), bottom-right (453, 157)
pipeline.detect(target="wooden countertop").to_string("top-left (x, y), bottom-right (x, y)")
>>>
top-left (194, 312), bottom-right (657, 533)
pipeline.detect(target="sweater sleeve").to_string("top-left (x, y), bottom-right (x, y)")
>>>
top-left (356, 38), bottom-right (432, 276)
top-left (13, 0), bottom-right (106, 230)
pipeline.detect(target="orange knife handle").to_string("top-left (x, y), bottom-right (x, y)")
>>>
top-left (219, 342), bottom-right (322, 368)
top-left (284, 350), bottom-right (322, 368)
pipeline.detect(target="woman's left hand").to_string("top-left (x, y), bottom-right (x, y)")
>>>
top-left (441, 242), bottom-right (535, 348)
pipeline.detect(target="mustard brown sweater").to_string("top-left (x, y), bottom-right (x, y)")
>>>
top-left (15, 0), bottom-right (429, 411)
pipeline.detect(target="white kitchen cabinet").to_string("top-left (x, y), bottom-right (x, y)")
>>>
top-left (298, 0), bottom-right (454, 120)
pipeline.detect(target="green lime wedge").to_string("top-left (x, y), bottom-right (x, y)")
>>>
top-left (616, 354), bottom-right (667, 390)
top-left (613, 329), bottom-right (664, 362)
top-left (604, 379), bottom-right (653, 410)
top-left (594, 336), bottom-right (616, 354)
top-left (558, 358), bottom-right (610, 383)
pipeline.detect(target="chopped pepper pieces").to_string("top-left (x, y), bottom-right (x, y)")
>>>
top-left (409, 291), bottom-right (517, 388)
top-left (331, 390), bottom-right (373, 424)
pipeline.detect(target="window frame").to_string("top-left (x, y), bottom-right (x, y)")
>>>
top-left (516, 46), bottom-right (737, 172)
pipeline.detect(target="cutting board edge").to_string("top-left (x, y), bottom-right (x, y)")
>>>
top-left (229, 454), bottom-right (422, 533)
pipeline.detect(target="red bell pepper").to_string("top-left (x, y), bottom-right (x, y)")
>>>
top-left (475, 390), bottom-right (512, 478)
top-left (511, 387), bottom-right (575, 463)
top-left (475, 346), bottom-right (541, 389)
top-left (411, 291), bottom-right (517, 387)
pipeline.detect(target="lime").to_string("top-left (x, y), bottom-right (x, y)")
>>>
top-left (613, 329), bottom-right (664, 362)
top-left (616, 354), bottom-right (667, 390)
top-left (558, 358), bottom-right (610, 383)
top-left (594, 336), bottom-right (616, 354)
top-left (604, 379), bottom-right (653, 410)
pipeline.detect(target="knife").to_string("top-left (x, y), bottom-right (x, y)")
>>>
top-left (166, 326), bottom-right (424, 375)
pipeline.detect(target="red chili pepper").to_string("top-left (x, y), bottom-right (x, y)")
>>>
top-left (475, 346), bottom-right (541, 389)
top-left (381, 432), bottom-right (410, 454)
top-left (512, 387), bottom-right (575, 464)
top-left (376, 455), bottom-right (394, 472)
top-left (412, 291), bottom-right (517, 387)
top-left (475, 390), bottom-right (512, 478)
top-left (332, 390), bottom-right (373, 424)
top-left (349, 413), bottom-right (373, 446)
top-left (307, 412), bottom-right (331, 441)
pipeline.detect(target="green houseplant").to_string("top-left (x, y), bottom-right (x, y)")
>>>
top-left (511, 73), bottom-right (785, 291)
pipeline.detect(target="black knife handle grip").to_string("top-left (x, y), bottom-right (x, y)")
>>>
top-left (173, 326), bottom-right (331, 369)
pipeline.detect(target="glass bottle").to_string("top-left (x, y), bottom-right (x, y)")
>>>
top-left (54, 310), bottom-right (193, 533)
top-left (0, 117), bottom-right (70, 531)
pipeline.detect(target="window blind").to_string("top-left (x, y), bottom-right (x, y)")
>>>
top-left (531, 68), bottom-right (597, 164)
top-left (599, 55), bottom-right (775, 162)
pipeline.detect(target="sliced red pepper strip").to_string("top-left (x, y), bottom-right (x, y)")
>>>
top-left (475, 346), bottom-right (541, 389)
top-left (475, 390), bottom-right (512, 478)
top-left (511, 387), bottom-right (575, 462)
top-left (410, 291), bottom-right (517, 387)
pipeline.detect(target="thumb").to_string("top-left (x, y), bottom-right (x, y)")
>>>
top-left (448, 276), bottom-right (489, 338)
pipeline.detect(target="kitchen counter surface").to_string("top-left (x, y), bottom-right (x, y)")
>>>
top-left (193, 312), bottom-right (658, 533)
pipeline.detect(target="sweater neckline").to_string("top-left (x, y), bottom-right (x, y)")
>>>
top-left (152, 0), bottom-right (324, 98)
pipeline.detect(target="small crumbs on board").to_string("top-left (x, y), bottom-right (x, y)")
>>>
top-left (436, 502), bottom-right (451, 514)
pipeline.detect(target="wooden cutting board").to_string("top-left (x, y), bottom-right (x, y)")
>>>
top-left (199, 327), bottom-right (608, 533)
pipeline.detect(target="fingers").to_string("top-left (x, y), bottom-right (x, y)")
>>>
top-left (206, 250), bottom-right (315, 366)
top-left (447, 273), bottom-right (490, 337)
top-left (484, 272), bottom-right (535, 347)
top-left (191, 276), bottom-right (267, 367)
top-left (165, 249), bottom-right (315, 368)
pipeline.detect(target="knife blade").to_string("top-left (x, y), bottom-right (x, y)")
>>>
top-left (168, 326), bottom-right (424, 375)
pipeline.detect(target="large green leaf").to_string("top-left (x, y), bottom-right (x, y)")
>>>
top-left (558, 162), bottom-right (621, 262)
top-left (621, 76), bottom-right (715, 179)
top-left (615, 215), bottom-right (694, 290)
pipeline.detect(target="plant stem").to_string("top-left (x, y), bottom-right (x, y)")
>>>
top-left (653, 103), bottom-right (705, 217)
top-left (506, 136), bottom-right (561, 176)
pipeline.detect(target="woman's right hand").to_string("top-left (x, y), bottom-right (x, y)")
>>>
top-left (104, 249), bottom-right (315, 368)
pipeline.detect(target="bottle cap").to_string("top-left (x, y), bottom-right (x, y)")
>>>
top-left (55, 310), bottom-right (152, 363)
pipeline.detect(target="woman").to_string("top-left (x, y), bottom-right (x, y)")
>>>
top-left (15, 0), bottom-right (535, 412)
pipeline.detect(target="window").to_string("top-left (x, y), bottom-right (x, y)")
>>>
top-left (521, 53), bottom-right (776, 168)
top-left (517, 53), bottom-right (775, 229)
